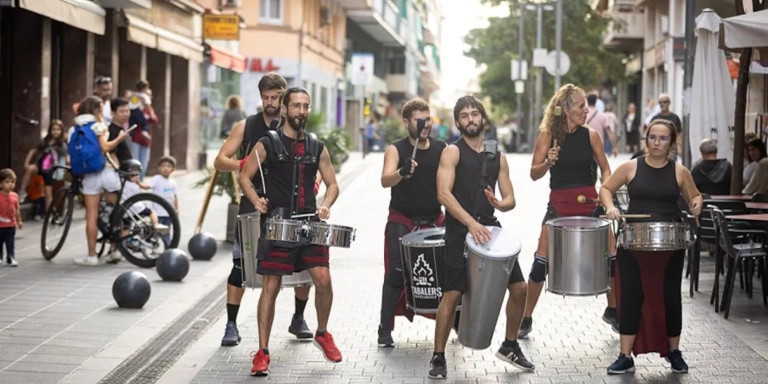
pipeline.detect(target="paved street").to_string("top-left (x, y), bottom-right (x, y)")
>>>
top-left (1, 152), bottom-right (767, 384)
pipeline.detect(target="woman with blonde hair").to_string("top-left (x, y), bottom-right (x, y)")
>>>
top-left (518, 83), bottom-right (617, 338)
top-left (220, 95), bottom-right (247, 138)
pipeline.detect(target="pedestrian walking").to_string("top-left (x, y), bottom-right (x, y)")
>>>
top-left (0, 168), bottom-right (23, 267)
top-left (128, 80), bottom-right (157, 179)
top-left (220, 95), bottom-right (247, 138)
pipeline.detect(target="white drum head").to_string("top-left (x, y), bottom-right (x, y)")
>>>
top-left (465, 226), bottom-right (521, 259)
top-left (547, 216), bottom-right (610, 230)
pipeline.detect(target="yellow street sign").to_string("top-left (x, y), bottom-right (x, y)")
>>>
top-left (204, 14), bottom-right (239, 40)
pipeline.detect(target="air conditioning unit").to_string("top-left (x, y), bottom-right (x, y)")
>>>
top-left (222, 0), bottom-right (241, 8)
top-left (320, 6), bottom-right (331, 27)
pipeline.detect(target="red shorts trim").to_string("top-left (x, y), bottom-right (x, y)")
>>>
top-left (257, 244), bottom-right (330, 275)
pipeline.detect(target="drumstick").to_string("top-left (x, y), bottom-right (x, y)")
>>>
top-left (291, 213), bottom-right (316, 219)
top-left (577, 195), bottom-right (599, 204)
top-left (600, 214), bottom-right (652, 219)
top-left (405, 119), bottom-right (427, 180)
top-left (194, 168), bottom-right (218, 234)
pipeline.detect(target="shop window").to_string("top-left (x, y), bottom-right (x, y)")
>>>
top-left (260, 0), bottom-right (284, 25)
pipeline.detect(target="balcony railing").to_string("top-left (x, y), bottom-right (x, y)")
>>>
top-left (603, 9), bottom-right (644, 47)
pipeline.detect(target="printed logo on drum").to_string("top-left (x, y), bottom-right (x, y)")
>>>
top-left (412, 254), bottom-right (442, 299)
top-left (244, 242), bottom-right (253, 252)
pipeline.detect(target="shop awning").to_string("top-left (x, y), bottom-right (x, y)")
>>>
top-left (208, 45), bottom-right (246, 73)
top-left (719, 9), bottom-right (768, 66)
top-left (122, 13), bottom-right (204, 62)
top-left (18, 0), bottom-right (106, 35)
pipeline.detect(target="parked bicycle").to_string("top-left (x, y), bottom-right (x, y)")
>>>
top-left (40, 165), bottom-right (180, 267)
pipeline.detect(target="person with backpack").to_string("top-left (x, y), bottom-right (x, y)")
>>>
top-left (17, 119), bottom-right (68, 210)
top-left (68, 96), bottom-right (129, 266)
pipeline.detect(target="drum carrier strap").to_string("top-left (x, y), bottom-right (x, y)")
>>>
top-left (470, 140), bottom-right (498, 223)
top-left (264, 129), bottom-right (322, 215)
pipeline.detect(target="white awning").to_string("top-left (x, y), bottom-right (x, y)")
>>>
top-left (719, 9), bottom-right (768, 66)
top-left (122, 13), bottom-right (203, 62)
top-left (18, 0), bottom-right (106, 35)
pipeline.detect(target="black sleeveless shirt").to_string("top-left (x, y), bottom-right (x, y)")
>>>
top-left (389, 137), bottom-right (446, 219)
top-left (549, 126), bottom-right (597, 189)
top-left (444, 139), bottom-right (500, 230)
top-left (238, 113), bottom-right (283, 215)
top-left (259, 131), bottom-right (324, 216)
top-left (627, 156), bottom-right (681, 222)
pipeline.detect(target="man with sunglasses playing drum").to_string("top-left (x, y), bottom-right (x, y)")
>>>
top-left (239, 87), bottom-right (341, 376)
top-left (378, 99), bottom-right (447, 347)
top-left (428, 96), bottom-right (533, 379)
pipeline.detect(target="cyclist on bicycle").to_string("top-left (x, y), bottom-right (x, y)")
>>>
top-left (119, 160), bottom-right (169, 238)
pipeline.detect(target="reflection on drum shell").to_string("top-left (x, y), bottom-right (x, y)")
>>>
top-left (619, 222), bottom-right (692, 251)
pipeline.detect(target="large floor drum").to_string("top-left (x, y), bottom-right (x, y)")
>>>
top-left (400, 228), bottom-right (448, 314)
top-left (547, 217), bottom-right (611, 296)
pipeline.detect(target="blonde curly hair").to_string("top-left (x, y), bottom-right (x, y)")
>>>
top-left (539, 83), bottom-right (585, 146)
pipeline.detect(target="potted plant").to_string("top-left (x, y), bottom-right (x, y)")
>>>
top-left (194, 166), bottom-right (239, 243)
top-left (305, 112), bottom-right (351, 172)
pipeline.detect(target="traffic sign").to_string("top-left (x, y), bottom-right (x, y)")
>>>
top-left (544, 51), bottom-right (570, 77)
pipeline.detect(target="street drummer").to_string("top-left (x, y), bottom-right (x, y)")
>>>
top-left (214, 73), bottom-right (316, 347)
top-left (599, 119), bottom-right (702, 374)
top-left (239, 87), bottom-right (341, 376)
top-left (519, 83), bottom-right (619, 339)
top-left (428, 96), bottom-right (533, 379)
top-left (378, 98), bottom-right (447, 347)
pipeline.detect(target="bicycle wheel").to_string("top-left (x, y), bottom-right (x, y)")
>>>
top-left (41, 190), bottom-right (75, 259)
top-left (112, 192), bottom-right (181, 268)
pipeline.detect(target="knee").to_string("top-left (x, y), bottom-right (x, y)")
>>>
top-left (262, 275), bottom-right (281, 295)
top-left (528, 255), bottom-right (548, 283)
top-left (509, 282), bottom-right (527, 302)
top-left (227, 263), bottom-right (243, 287)
top-left (311, 269), bottom-right (332, 291)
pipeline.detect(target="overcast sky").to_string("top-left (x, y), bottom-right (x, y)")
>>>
top-left (437, 0), bottom-right (509, 106)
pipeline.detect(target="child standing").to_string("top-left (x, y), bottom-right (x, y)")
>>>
top-left (148, 156), bottom-right (178, 244)
top-left (0, 169), bottom-right (23, 266)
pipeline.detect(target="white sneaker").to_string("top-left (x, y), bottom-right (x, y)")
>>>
top-left (74, 255), bottom-right (99, 266)
top-left (106, 251), bottom-right (123, 263)
top-left (7, 256), bottom-right (18, 267)
top-left (154, 223), bottom-right (170, 234)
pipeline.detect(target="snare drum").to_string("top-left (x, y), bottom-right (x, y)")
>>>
top-left (265, 218), bottom-right (307, 243)
top-left (546, 217), bottom-right (611, 296)
top-left (619, 222), bottom-right (692, 251)
top-left (400, 228), bottom-right (449, 314)
top-left (307, 222), bottom-right (356, 248)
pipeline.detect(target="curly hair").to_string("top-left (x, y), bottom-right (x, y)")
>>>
top-left (539, 84), bottom-right (585, 146)
top-left (401, 98), bottom-right (430, 120)
top-left (452, 95), bottom-right (488, 124)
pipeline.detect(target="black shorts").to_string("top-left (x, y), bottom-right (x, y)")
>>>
top-left (257, 244), bottom-right (329, 275)
top-left (443, 225), bottom-right (524, 293)
top-left (38, 171), bottom-right (55, 186)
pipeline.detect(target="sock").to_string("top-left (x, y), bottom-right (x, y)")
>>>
top-left (316, 329), bottom-right (326, 336)
top-left (295, 296), bottom-right (308, 317)
top-left (432, 352), bottom-right (445, 360)
top-left (502, 338), bottom-right (517, 348)
top-left (227, 304), bottom-right (240, 323)
top-left (261, 348), bottom-right (270, 355)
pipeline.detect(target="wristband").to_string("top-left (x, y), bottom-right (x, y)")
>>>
top-left (239, 158), bottom-right (247, 171)
top-left (397, 167), bottom-right (406, 178)
top-left (314, 181), bottom-right (320, 195)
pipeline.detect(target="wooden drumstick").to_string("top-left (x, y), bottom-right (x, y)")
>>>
top-left (577, 195), bottom-right (599, 204)
top-left (194, 168), bottom-right (218, 234)
top-left (600, 214), bottom-right (651, 219)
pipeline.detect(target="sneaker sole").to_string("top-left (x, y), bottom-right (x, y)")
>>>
top-left (289, 327), bottom-right (313, 339)
top-left (313, 340), bottom-right (342, 363)
top-left (378, 342), bottom-right (394, 348)
top-left (221, 337), bottom-right (241, 346)
top-left (427, 373), bottom-right (447, 380)
top-left (494, 351), bottom-right (535, 371)
top-left (607, 367), bottom-right (636, 375)
top-left (249, 369), bottom-right (268, 377)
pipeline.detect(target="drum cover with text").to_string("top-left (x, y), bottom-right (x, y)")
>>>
top-left (400, 228), bottom-right (447, 314)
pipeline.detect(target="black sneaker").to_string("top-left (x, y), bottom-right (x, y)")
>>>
top-left (518, 316), bottom-right (532, 339)
top-left (602, 307), bottom-right (619, 334)
top-left (221, 321), bottom-right (241, 346)
top-left (428, 355), bottom-right (447, 380)
top-left (607, 354), bottom-right (635, 374)
top-left (288, 314), bottom-right (313, 339)
top-left (495, 341), bottom-right (535, 371)
top-left (666, 349), bottom-right (689, 373)
top-left (377, 325), bottom-right (394, 348)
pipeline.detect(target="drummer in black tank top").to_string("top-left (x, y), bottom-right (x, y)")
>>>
top-left (599, 120), bottom-right (702, 374)
top-left (519, 84), bottom-right (617, 340)
top-left (428, 96), bottom-right (533, 380)
top-left (377, 99), bottom-right (446, 347)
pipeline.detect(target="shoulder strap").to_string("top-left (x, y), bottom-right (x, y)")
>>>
top-left (265, 130), bottom-right (290, 163)
top-left (241, 115), bottom-right (259, 159)
top-left (306, 132), bottom-right (322, 164)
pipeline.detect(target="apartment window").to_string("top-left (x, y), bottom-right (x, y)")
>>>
top-left (260, 0), bottom-right (283, 25)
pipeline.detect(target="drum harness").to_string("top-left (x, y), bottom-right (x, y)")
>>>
top-left (469, 139), bottom-right (499, 226)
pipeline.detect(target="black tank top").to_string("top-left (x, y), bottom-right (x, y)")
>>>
top-left (238, 113), bottom-right (281, 215)
top-left (549, 126), bottom-right (597, 189)
top-left (389, 137), bottom-right (446, 219)
top-left (444, 139), bottom-right (500, 230)
top-left (260, 132), bottom-right (322, 216)
top-left (627, 156), bottom-right (681, 221)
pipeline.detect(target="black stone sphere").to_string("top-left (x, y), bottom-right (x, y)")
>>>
top-left (157, 249), bottom-right (190, 281)
top-left (188, 232), bottom-right (217, 260)
top-left (112, 271), bottom-right (151, 309)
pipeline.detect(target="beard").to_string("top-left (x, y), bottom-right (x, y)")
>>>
top-left (408, 126), bottom-right (431, 140)
top-left (458, 121), bottom-right (484, 138)
top-left (287, 114), bottom-right (307, 131)
top-left (263, 105), bottom-right (280, 118)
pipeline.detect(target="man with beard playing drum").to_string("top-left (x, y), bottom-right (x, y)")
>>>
top-left (519, 84), bottom-right (618, 339)
top-left (428, 96), bottom-right (533, 380)
top-left (378, 98), bottom-right (447, 347)
top-left (239, 87), bottom-right (341, 376)
top-left (599, 119), bottom-right (701, 374)
top-left (214, 73), bottom-right (316, 347)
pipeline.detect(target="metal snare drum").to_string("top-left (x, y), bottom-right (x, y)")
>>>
top-left (546, 217), bottom-right (612, 296)
top-left (307, 222), bottom-right (356, 248)
top-left (399, 228), bottom-right (449, 314)
top-left (265, 218), bottom-right (306, 243)
top-left (619, 222), bottom-right (692, 251)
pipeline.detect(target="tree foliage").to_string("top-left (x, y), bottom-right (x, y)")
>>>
top-left (465, 0), bottom-right (627, 115)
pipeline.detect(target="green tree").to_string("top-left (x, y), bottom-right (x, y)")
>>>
top-left (465, 0), bottom-right (627, 115)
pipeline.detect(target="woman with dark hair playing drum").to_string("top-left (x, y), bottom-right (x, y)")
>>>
top-left (599, 119), bottom-right (702, 374)
top-left (520, 84), bottom-right (618, 338)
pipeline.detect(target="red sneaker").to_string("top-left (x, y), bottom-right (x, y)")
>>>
top-left (314, 331), bottom-right (342, 362)
top-left (250, 349), bottom-right (270, 376)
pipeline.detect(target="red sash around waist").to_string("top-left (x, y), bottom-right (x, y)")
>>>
top-left (549, 186), bottom-right (599, 217)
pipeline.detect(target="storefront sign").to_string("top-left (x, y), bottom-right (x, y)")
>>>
top-left (248, 58), bottom-right (280, 73)
top-left (204, 14), bottom-right (239, 40)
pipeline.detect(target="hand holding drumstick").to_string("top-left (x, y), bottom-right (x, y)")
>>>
top-left (546, 139), bottom-right (560, 168)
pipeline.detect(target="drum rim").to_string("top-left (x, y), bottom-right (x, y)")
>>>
top-left (308, 222), bottom-right (355, 231)
top-left (266, 218), bottom-right (306, 225)
top-left (465, 226), bottom-right (522, 257)
top-left (400, 228), bottom-right (445, 246)
top-left (546, 216), bottom-right (611, 230)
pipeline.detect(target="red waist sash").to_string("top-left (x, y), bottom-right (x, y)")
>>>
top-left (549, 186), bottom-right (599, 217)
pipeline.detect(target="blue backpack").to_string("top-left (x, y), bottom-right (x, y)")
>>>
top-left (69, 121), bottom-right (106, 176)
